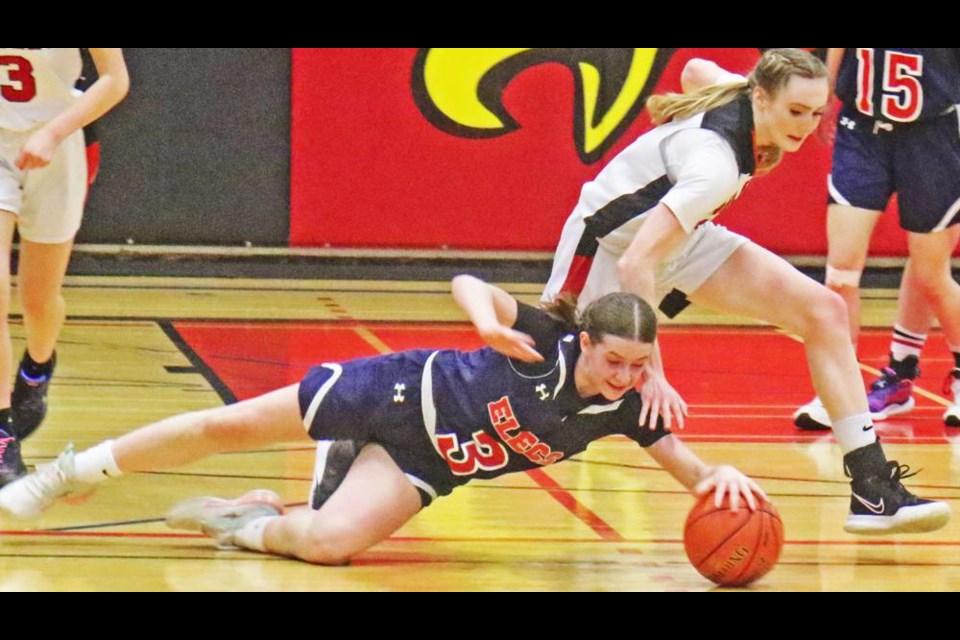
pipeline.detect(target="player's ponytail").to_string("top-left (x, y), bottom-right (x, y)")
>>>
top-left (647, 48), bottom-right (827, 125)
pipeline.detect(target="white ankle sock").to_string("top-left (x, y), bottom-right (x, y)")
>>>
top-left (833, 413), bottom-right (877, 454)
top-left (890, 324), bottom-right (927, 362)
top-left (230, 515), bottom-right (279, 552)
top-left (73, 440), bottom-right (122, 484)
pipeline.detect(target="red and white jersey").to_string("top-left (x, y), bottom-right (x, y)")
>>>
top-left (544, 93), bottom-right (758, 302)
top-left (0, 48), bottom-right (82, 131)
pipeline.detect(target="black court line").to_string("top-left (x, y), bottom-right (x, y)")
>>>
top-left (60, 283), bottom-right (540, 296)
top-left (165, 365), bottom-right (199, 374)
top-left (44, 517), bottom-right (165, 531)
top-left (198, 355), bottom-right (291, 368)
top-left (157, 321), bottom-right (237, 404)
top-left (30, 337), bottom-right (178, 355)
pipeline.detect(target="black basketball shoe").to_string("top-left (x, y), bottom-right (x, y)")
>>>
top-left (843, 441), bottom-right (950, 534)
top-left (11, 351), bottom-right (56, 440)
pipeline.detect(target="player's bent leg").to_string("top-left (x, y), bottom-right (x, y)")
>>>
top-left (690, 243), bottom-right (949, 534)
top-left (261, 444), bottom-right (421, 565)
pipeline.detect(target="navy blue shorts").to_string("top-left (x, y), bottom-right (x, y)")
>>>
top-left (297, 351), bottom-right (461, 507)
top-left (829, 108), bottom-right (960, 233)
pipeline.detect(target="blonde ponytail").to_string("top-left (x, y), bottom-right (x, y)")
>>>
top-left (647, 49), bottom-right (827, 125)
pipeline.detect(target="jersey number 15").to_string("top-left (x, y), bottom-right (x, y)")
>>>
top-left (855, 48), bottom-right (923, 123)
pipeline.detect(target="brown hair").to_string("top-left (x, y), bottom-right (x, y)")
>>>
top-left (543, 292), bottom-right (657, 344)
top-left (647, 48), bottom-right (827, 124)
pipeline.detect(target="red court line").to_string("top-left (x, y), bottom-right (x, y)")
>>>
top-left (7, 528), bottom-right (960, 548)
top-left (389, 535), bottom-right (960, 547)
top-left (524, 468), bottom-right (625, 542)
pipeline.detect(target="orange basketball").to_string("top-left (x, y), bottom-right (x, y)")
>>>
top-left (683, 492), bottom-right (784, 587)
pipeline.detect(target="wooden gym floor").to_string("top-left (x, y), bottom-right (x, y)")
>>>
top-left (1, 276), bottom-right (958, 592)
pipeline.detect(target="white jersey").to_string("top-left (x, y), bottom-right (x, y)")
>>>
top-left (544, 92), bottom-right (758, 311)
top-left (0, 48), bottom-right (82, 131)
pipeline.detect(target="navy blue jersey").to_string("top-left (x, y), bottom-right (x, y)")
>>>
top-left (298, 303), bottom-right (666, 504)
top-left (836, 48), bottom-right (960, 124)
top-left (426, 303), bottom-right (665, 479)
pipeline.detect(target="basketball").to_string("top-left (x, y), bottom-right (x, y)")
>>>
top-left (683, 492), bottom-right (784, 587)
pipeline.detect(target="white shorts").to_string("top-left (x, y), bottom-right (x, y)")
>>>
top-left (543, 221), bottom-right (749, 313)
top-left (0, 127), bottom-right (87, 243)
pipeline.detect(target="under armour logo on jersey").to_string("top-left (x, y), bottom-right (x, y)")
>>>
top-left (839, 116), bottom-right (856, 130)
top-left (535, 383), bottom-right (549, 401)
top-left (393, 383), bottom-right (406, 403)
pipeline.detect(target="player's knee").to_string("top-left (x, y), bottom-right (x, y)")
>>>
top-left (19, 291), bottom-right (64, 320)
top-left (910, 268), bottom-right (953, 300)
top-left (802, 288), bottom-right (849, 335)
top-left (298, 521), bottom-right (358, 565)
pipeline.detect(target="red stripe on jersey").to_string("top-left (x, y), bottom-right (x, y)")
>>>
top-left (85, 141), bottom-right (101, 188)
top-left (559, 254), bottom-right (593, 297)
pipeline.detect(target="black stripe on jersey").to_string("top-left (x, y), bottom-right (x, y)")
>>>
top-left (573, 175), bottom-right (673, 258)
top-left (701, 93), bottom-right (756, 176)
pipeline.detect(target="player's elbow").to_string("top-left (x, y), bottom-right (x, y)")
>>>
top-left (681, 59), bottom-right (716, 93)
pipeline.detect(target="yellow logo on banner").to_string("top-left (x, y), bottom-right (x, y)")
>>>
top-left (411, 48), bottom-right (674, 163)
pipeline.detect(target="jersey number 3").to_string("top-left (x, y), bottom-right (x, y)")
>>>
top-left (0, 56), bottom-right (38, 103)
top-left (855, 48), bottom-right (923, 122)
top-left (436, 431), bottom-right (508, 476)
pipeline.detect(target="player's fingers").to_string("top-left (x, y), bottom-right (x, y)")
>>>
top-left (516, 342), bottom-right (544, 362)
top-left (748, 478), bottom-right (768, 502)
top-left (741, 484), bottom-right (758, 511)
top-left (648, 398), bottom-right (662, 430)
top-left (638, 399), bottom-right (650, 429)
top-left (726, 483), bottom-right (740, 512)
top-left (660, 400), bottom-right (672, 431)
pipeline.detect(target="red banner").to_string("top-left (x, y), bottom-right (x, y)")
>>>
top-left (291, 48), bottom-right (909, 255)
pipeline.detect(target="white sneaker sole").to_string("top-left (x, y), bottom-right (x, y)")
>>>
top-left (870, 396), bottom-right (916, 421)
top-left (844, 501), bottom-right (951, 535)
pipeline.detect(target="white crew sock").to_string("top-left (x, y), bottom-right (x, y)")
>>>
top-left (890, 324), bottom-right (927, 363)
top-left (833, 413), bottom-right (877, 454)
top-left (73, 440), bottom-right (122, 484)
top-left (229, 515), bottom-right (280, 552)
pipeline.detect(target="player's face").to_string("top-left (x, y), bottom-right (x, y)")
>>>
top-left (577, 333), bottom-right (653, 401)
top-left (754, 75), bottom-right (829, 152)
